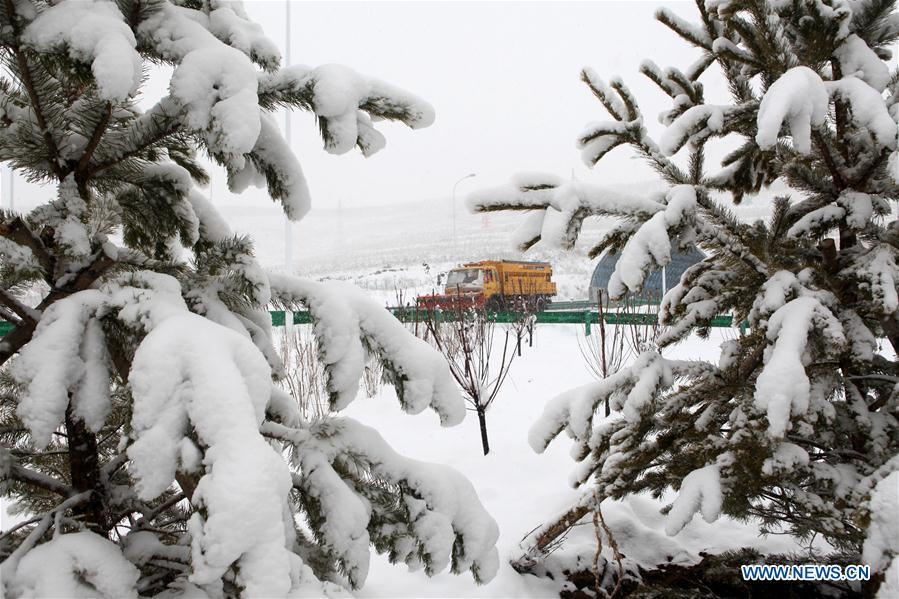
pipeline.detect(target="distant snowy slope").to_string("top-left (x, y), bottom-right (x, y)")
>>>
top-left (218, 182), bottom-right (783, 301)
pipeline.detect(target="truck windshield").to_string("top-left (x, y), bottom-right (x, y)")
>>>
top-left (446, 269), bottom-right (484, 286)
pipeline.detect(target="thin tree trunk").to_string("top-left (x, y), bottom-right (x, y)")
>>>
top-left (477, 408), bottom-right (490, 455)
top-left (535, 504), bottom-right (591, 552)
top-left (65, 405), bottom-right (106, 532)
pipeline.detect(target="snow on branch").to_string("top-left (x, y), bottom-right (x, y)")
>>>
top-left (268, 273), bottom-right (463, 425)
top-left (280, 417), bottom-right (499, 588)
top-left (754, 296), bottom-right (846, 439)
top-left (259, 64), bottom-right (435, 155)
top-left (658, 262), bottom-right (739, 346)
top-left (756, 66), bottom-right (829, 154)
top-left (862, 471), bottom-right (899, 579)
top-left (528, 352), bottom-right (713, 485)
top-left (757, 66), bottom-right (899, 155)
top-left (23, 0), bottom-right (142, 102)
top-left (9, 531), bottom-right (140, 598)
top-left (607, 185), bottom-right (697, 298)
top-left (659, 105), bottom-right (725, 156)
top-left (664, 464), bottom-right (723, 536)
top-left (851, 245), bottom-right (899, 315)
top-left (138, 3), bottom-right (263, 166)
top-left (12, 290), bottom-right (106, 448)
top-left (127, 301), bottom-right (294, 596)
top-left (834, 34), bottom-right (891, 92)
top-left (467, 175), bottom-right (663, 251)
top-left (227, 113), bottom-right (312, 220)
top-left (207, 3), bottom-right (282, 70)
top-left (825, 77), bottom-right (898, 150)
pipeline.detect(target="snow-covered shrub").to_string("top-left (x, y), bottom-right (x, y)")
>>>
top-left (278, 326), bottom-right (329, 420)
top-left (0, 2), bottom-right (497, 597)
top-left (469, 1), bottom-right (899, 594)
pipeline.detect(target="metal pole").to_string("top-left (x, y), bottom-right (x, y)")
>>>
top-left (283, 1), bottom-right (294, 331)
top-left (452, 173), bottom-right (476, 251)
top-left (1, 165), bottom-right (12, 211)
top-left (284, 0), bottom-right (293, 275)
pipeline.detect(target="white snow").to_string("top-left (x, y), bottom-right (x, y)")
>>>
top-left (863, 471), bottom-right (899, 580)
top-left (607, 184), bottom-right (695, 298)
top-left (23, 0), bottom-right (141, 102)
top-left (660, 104), bottom-right (724, 156)
top-left (11, 531), bottom-right (140, 599)
top-left (12, 291), bottom-right (104, 448)
top-left (826, 77), bottom-right (898, 150)
top-left (753, 296), bottom-right (844, 439)
top-left (70, 317), bottom-right (112, 434)
top-left (664, 464), bottom-right (723, 536)
top-left (139, 3), bottom-right (261, 165)
top-left (0, 237), bottom-right (40, 275)
top-left (577, 121), bottom-right (627, 165)
top-left (834, 34), bottom-right (891, 92)
top-left (126, 286), bottom-right (295, 595)
top-left (756, 66), bottom-right (829, 154)
top-left (293, 417), bottom-right (499, 587)
top-left (268, 274), bottom-right (463, 424)
top-left (229, 113), bottom-right (312, 220)
top-left (172, 46), bottom-right (261, 162)
top-left (208, 3), bottom-right (281, 69)
top-left (857, 246), bottom-right (899, 315)
top-left (262, 64), bottom-right (435, 156)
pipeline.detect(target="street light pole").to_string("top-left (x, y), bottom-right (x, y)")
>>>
top-left (283, 0), bottom-right (294, 333)
top-left (452, 173), bottom-right (476, 251)
top-left (284, 0), bottom-right (293, 276)
top-left (1, 165), bottom-right (12, 211)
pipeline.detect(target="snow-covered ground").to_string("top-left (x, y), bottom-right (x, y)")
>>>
top-left (0, 187), bottom-right (847, 596)
top-left (332, 326), bottom-right (820, 597)
top-left (232, 189), bottom-right (828, 594)
top-left (237, 189), bottom-right (827, 596)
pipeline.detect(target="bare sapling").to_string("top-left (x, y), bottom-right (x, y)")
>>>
top-left (278, 327), bottom-right (329, 420)
top-left (424, 306), bottom-right (515, 455)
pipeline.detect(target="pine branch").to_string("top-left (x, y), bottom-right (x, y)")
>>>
top-left (75, 102), bottom-right (113, 177)
top-left (0, 251), bottom-right (116, 367)
top-left (3, 0), bottom-right (65, 180)
top-left (0, 290), bottom-right (37, 326)
top-left (0, 216), bottom-right (54, 276)
top-left (5, 457), bottom-right (76, 498)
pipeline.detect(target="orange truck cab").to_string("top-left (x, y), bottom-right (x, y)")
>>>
top-left (418, 260), bottom-right (557, 311)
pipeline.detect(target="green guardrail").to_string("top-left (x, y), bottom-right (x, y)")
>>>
top-left (0, 309), bottom-right (745, 339)
top-left (387, 308), bottom-right (742, 336)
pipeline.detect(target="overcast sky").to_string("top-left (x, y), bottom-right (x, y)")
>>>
top-left (238, 1), bottom-right (706, 210)
top-left (5, 1), bottom-right (726, 213)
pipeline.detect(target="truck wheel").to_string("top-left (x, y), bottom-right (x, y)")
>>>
top-left (485, 296), bottom-right (503, 312)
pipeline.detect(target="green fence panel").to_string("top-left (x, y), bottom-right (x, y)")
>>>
top-left (0, 308), bottom-right (747, 340)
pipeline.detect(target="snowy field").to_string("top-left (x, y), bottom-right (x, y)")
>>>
top-left (316, 326), bottom-right (820, 597)
top-left (3, 187), bottom-right (891, 596)
top-left (242, 195), bottom-right (831, 596)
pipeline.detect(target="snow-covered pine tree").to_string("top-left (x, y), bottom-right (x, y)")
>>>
top-left (469, 0), bottom-right (899, 593)
top-left (0, 2), bottom-right (499, 597)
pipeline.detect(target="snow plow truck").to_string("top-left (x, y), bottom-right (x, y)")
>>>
top-left (417, 260), bottom-right (557, 311)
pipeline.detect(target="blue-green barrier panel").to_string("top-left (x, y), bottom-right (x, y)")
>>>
top-left (0, 310), bottom-right (744, 339)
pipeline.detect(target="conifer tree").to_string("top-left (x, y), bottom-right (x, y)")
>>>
top-left (0, 2), bottom-right (498, 597)
top-left (470, 0), bottom-right (899, 594)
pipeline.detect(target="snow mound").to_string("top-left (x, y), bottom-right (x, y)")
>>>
top-left (11, 531), bottom-right (140, 599)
